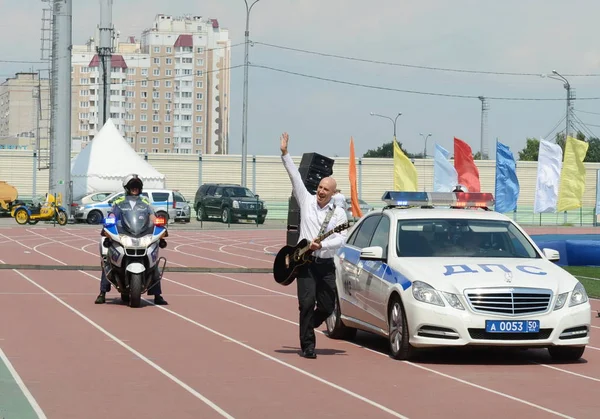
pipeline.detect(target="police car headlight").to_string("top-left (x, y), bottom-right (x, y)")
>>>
top-left (232, 200), bottom-right (239, 209)
top-left (569, 282), bottom-right (588, 307)
top-left (440, 291), bottom-right (465, 310)
top-left (78, 206), bottom-right (85, 211)
top-left (412, 281), bottom-right (445, 307)
top-left (554, 292), bottom-right (568, 310)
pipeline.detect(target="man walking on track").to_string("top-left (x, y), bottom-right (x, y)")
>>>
top-left (280, 132), bottom-right (348, 359)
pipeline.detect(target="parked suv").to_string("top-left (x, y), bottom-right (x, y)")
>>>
top-left (194, 183), bottom-right (267, 224)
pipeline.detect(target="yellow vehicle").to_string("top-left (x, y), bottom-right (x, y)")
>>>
top-left (11, 193), bottom-right (68, 226)
top-left (0, 181), bottom-right (18, 215)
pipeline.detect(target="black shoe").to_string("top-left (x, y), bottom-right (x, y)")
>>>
top-left (301, 348), bottom-right (317, 359)
top-left (154, 295), bottom-right (168, 305)
top-left (95, 293), bottom-right (106, 304)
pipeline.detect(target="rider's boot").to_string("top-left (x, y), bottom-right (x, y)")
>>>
top-left (95, 292), bottom-right (106, 304)
top-left (154, 295), bottom-right (168, 305)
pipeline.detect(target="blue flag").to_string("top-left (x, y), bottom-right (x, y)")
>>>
top-left (433, 143), bottom-right (458, 192)
top-left (495, 140), bottom-right (520, 213)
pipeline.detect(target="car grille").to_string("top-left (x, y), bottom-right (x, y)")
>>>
top-left (464, 287), bottom-right (552, 316)
top-left (468, 328), bottom-right (553, 340)
top-left (241, 202), bottom-right (261, 210)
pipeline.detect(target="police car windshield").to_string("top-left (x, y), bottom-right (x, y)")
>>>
top-left (396, 219), bottom-right (540, 258)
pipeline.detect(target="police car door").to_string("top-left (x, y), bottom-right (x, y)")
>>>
top-left (348, 214), bottom-right (383, 326)
top-left (338, 214), bottom-right (379, 321)
top-left (361, 214), bottom-right (391, 329)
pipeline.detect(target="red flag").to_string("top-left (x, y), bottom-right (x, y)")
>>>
top-left (349, 137), bottom-right (363, 218)
top-left (453, 137), bottom-right (481, 192)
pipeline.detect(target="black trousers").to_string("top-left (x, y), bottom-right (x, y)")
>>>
top-left (296, 258), bottom-right (336, 352)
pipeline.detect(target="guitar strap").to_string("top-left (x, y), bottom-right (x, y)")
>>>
top-left (318, 205), bottom-right (336, 237)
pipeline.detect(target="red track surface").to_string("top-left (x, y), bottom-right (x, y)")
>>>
top-left (0, 225), bottom-right (599, 418)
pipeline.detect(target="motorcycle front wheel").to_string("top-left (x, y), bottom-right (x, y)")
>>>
top-left (129, 273), bottom-right (142, 308)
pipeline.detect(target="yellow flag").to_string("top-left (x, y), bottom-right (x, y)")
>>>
top-left (557, 136), bottom-right (589, 212)
top-left (393, 137), bottom-right (418, 191)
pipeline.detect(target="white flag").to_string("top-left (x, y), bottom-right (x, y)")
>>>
top-left (433, 143), bottom-right (458, 192)
top-left (534, 139), bottom-right (563, 213)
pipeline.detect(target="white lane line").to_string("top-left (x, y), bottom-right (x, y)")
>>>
top-left (0, 348), bottom-right (48, 419)
top-left (11, 269), bottom-right (234, 419)
top-left (533, 362), bottom-right (600, 382)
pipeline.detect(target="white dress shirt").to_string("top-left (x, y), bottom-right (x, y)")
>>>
top-left (282, 153), bottom-right (348, 259)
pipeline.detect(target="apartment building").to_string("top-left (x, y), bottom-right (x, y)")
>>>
top-left (0, 72), bottom-right (50, 150)
top-left (71, 13), bottom-right (231, 154)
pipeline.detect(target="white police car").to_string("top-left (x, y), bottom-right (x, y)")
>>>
top-left (326, 191), bottom-right (591, 361)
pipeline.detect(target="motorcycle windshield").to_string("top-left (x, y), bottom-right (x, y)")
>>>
top-left (119, 206), bottom-right (153, 237)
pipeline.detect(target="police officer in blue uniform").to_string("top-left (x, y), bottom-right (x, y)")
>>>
top-left (94, 174), bottom-right (168, 305)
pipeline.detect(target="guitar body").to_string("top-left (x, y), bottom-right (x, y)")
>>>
top-left (273, 239), bottom-right (312, 286)
top-left (272, 221), bottom-right (350, 286)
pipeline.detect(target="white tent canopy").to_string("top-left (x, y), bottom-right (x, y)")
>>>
top-left (70, 119), bottom-right (166, 199)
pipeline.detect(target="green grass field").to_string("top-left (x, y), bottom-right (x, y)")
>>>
top-left (563, 266), bottom-right (600, 299)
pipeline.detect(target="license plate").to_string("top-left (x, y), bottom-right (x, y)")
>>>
top-left (485, 320), bottom-right (540, 333)
top-left (247, 214), bottom-right (257, 218)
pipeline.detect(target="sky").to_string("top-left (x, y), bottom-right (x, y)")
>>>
top-left (2, 0), bottom-right (600, 160)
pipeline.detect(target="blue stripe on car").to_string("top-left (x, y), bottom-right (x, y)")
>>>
top-left (339, 246), bottom-right (412, 290)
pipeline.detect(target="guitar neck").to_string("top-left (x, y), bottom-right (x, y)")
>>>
top-left (299, 223), bottom-right (347, 254)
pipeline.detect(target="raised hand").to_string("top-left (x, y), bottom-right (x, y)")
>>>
top-left (280, 132), bottom-right (289, 155)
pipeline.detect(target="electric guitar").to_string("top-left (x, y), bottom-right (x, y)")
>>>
top-left (273, 222), bottom-right (350, 286)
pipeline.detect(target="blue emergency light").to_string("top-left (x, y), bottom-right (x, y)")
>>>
top-left (381, 191), bottom-right (494, 209)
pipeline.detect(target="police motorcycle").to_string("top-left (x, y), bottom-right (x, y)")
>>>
top-left (100, 207), bottom-right (168, 308)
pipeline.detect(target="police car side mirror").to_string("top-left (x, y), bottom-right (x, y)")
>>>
top-left (360, 246), bottom-right (385, 261)
top-left (542, 248), bottom-right (560, 262)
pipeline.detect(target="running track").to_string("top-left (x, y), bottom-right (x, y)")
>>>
top-left (0, 224), bottom-right (599, 419)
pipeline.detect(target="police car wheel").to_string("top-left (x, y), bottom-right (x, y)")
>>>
top-left (548, 346), bottom-right (585, 362)
top-left (87, 210), bottom-right (103, 225)
top-left (325, 295), bottom-right (357, 340)
top-left (388, 296), bottom-right (414, 360)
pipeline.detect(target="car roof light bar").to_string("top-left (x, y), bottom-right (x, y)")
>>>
top-left (381, 191), bottom-right (495, 209)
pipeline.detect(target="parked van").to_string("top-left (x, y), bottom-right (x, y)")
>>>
top-left (73, 188), bottom-right (190, 224)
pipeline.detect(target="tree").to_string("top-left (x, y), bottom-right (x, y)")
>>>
top-left (363, 141), bottom-right (413, 158)
top-left (518, 138), bottom-right (540, 161)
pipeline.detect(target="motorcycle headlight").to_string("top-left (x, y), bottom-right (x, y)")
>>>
top-left (569, 282), bottom-right (588, 307)
top-left (412, 281), bottom-right (445, 307)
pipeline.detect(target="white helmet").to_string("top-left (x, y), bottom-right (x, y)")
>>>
top-left (122, 174), bottom-right (143, 195)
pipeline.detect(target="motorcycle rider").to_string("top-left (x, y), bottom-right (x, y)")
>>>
top-left (94, 174), bottom-right (168, 305)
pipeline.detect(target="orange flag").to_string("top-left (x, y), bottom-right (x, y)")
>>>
top-left (349, 137), bottom-right (363, 218)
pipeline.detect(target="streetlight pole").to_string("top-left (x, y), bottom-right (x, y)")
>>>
top-left (370, 111), bottom-right (402, 139)
top-left (544, 70), bottom-right (572, 224)
top-left (543, 70), bottom-right (572, 141)
top-left (241, 0), bottom-right (260, 187)
top-left (419, 132), bottom-right (431, 158)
